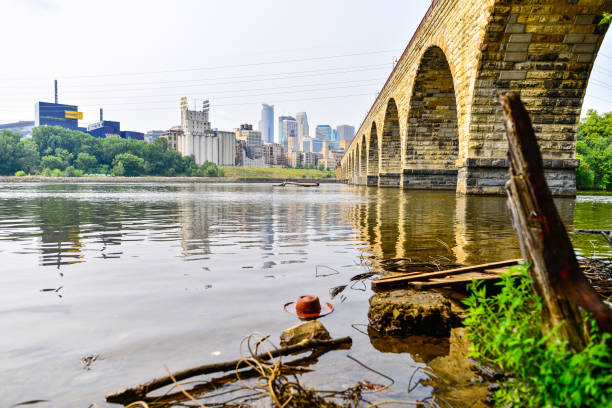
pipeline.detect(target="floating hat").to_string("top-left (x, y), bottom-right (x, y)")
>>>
top-left (284, 295), bottom-right (334, 320)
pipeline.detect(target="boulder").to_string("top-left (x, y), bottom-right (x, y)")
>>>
top-left (280, 320), bottom-right (331, 347)
top-left (368, 289), bottom-right (451, 337)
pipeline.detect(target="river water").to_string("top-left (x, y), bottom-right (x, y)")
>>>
top-left (2, 183), bottom-right (611, 407)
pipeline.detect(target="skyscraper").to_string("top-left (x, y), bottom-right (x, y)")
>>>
top-left (261, 104), bottom-right (274, 143)
top-left (278, 115), bottom-right (295, 144)
top-left (315, 125), bottom-right (332, 141)
top-left (296, 112), bottom-right (309, 150)
top-left (337, 125), bottom-right (355, 141)
top-left (281, 118), bottom-right (298, 152)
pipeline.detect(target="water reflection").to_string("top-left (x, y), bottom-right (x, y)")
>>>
top-left (1, 183), bottom-right (611, 408)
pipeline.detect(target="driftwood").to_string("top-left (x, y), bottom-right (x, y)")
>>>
top-left (106, 336), bottom-right (352, 405)
top-left (500, 92), bottom-right (612, 349)
top-left (372, 258), bottom-right (521, 289)
top-left (274, 181), bottom-right (320, 187)
top-left (576, 229), bottom-right (612, 250)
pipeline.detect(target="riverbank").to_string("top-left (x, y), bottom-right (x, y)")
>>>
top-left (0, 176), bottom-right (340, 184)
top-left (219, 166), bottom-right (335, 179)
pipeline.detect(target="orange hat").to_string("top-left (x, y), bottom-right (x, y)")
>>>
top-left (284, 295), bottom-right (334, 320)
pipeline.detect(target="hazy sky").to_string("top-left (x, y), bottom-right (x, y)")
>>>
top-left (1, 0), bottom-right (611, 140)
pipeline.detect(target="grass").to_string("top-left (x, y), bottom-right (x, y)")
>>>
top-left (463, 265), bottom-right (612, 407)
top-left (220, 167), bottom-right (335, 179)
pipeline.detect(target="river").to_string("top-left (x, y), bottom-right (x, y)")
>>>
top-left (2, 182), bottom-right (611, 407)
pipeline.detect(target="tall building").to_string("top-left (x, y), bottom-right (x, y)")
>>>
top-left (35, 101), bottom-right (82, 131)
top-left (277, 115), bottom-right (295, 144)
top-left (296, 112), bottom-right (309, 150)
top-left (178, 98), bottom-right (235, 166)
top-left (337, 124), bottom-right (355, 141)
top-left (315, 125), bottom-right (332, 141)
top-left (236, 123), bottom-right (263, 159)
top-left (331, 128), bottom-right (338, 142)
top-left (281, 118), bottom-right (298, 152)
top-left (302, 137), bottom-right (313, 153)
top-left (160, 126), bottom-right (183, 150)
top-left (261, 104), bottom-right (274, 143)
top-left (263, 143), bottom-right (285, 166)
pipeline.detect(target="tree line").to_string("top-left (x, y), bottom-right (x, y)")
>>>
top-left (576, 110), bottom-right (612, 191)
top-left (0, 125), bottom-right (224, 177)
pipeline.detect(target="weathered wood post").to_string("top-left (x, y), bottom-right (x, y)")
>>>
top-left (500, 92), bottom-right (612, 350)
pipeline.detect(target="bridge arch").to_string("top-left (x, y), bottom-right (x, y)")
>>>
top-left (367, 122), bottom-right (379, 179)
top-left (461, 1), bottom-right (609, 195)
top-left (359, 136), bottom-right (367, 177)
top-left (379, 98), bottom-right (402, 186)
top-left (403, 46), bottom-right (459, 190)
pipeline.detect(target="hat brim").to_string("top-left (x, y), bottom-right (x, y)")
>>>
top-left (283, 302), bottom-right (334, 319)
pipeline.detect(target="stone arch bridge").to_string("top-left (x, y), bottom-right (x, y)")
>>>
top-left (341, 0), bottom-right (609, 196)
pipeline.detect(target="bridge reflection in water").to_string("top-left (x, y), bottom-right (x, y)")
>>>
top-left (344, 185), bottom-right (576, 270)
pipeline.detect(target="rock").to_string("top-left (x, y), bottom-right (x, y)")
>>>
top-left (280, 320), bottom-right (331, 347)
top-left (368, 289), bottom-right (451, 337)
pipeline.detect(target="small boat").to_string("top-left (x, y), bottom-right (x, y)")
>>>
top-left (371, 259), bottom-right (523, 290)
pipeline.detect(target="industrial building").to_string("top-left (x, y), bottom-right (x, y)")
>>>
top-left (0, 121), bottom-right (35, 138)
top-left (177, 98), bottom-right (235, 166)
top-left (120, 131), bottom-right (144, 140)
top-left (35, 101), bottom-right (84, 131)
top-left (87, 120), bottom-right (121, 138)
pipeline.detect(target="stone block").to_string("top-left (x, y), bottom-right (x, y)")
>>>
top-left (505, 23), bottom-right (525, 33)
top-left (509, 33), bottom-right (533, 43)
top-left (505, 52), bottom-right (528, 62)
top-left (499, 70), bottom-right (527, 80)
top-left (368, 290), bottom-right (451, 337)
top-left (574, 15), bottom-right (596, 25)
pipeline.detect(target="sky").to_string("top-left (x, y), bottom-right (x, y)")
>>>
top-left (1, 0), bottom-right (611, 141)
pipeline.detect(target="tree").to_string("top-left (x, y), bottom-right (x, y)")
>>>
top-left (40, 155), bottom-right (65, 170)
top-left (576, 110), bottom-right (612, 190)
top-left (112, 153), bottom-right (144, 176)
top-left (0, 130), bottom-right (21, 175)
top-left (17, 138), bottom-right (40, 174)
top-left (601, 12), bottom-right (611, 25)
top-left (74, 152), bottom-right (98, 172)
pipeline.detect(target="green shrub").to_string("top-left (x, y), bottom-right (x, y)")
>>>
top-left (463, 266), bottom-right (612, 407)
top-left (63, 166), bottom-right (76, 177)
top-left (14, 170), bottom-right (26, 177)
top-left (51, 168), bottom-right (63, 177)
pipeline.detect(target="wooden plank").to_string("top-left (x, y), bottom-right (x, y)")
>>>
top-left (411, 272), bottom-right (520, 290)
top-left (372, 259), bottom-right (522, 289)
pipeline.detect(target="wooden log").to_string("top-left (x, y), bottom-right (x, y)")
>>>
top-left (106, 336), bottom-right (352, 405)
top-left (500, 92), bottom-right (612, 349)
top-left (372, 259), bottom-right (521, 289)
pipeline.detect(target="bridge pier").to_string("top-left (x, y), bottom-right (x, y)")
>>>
top-left (378, 173), bottom-right (401, 187)
top-left (457, 158), bottom-right (579, 196)
top-left (367, 175), bottom-right (379, 186)
top-left (401, 169), bottom-right (458, 190)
